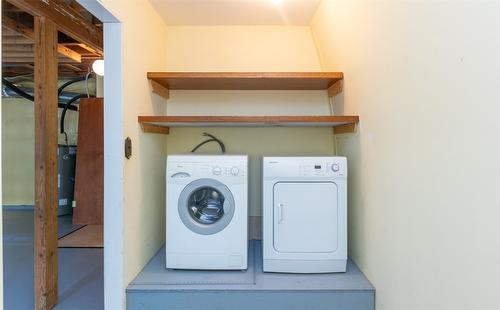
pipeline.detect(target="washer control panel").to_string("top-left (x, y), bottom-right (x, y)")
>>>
top-left (168, 163), bottom-right (246, 178)
top-left (212, 165), bottom-right (242, 176)
top-left (167, 155), bottom-right (248, 181)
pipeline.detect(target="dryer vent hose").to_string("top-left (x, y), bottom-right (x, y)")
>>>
top-left (191, 132), bottom-right (226, 154)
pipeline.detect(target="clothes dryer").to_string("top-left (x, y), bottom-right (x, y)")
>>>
top-left (262, 156), bottom-right (347, 273)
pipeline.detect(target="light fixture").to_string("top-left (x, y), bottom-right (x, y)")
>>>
top-left (92, 59), bottom-right (104, 76)
top-left (271, 0), bottom-right (283, 5)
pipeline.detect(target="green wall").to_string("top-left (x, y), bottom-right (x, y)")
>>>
top-left (1, 97), bottom-right (78, 205)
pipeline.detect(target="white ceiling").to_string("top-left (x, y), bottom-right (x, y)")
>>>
top-left (149, 0), bottom-right (322, 26)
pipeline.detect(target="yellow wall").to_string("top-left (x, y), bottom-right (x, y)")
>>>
top-left (164, 26), bottom-right (335, 216)
top-left (100, 0), bottom-right (168, 290)
top-left (311, 1), bottom-right (500, 309)
top-left (1, 98), bottom-right (78, 205)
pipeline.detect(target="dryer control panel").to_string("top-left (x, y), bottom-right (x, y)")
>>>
top-left (263, 156), bottom-right (347, 179)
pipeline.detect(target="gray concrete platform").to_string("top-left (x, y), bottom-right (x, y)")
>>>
top-left (127, 240), bottom-right (375, 310)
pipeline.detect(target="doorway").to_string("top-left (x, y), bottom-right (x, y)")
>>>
top-left (1, 0), bottom-right (122, 308)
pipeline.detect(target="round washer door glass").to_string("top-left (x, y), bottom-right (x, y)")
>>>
top-left (188, 187), bottom-right (224, 225)
top-left (178, 178), bottom-right (235, 235)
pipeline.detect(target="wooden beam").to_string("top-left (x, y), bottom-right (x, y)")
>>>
top-left (150, 79), bottom-right (170, 99)
top-left (2, 57), bottom-right (37, 63)
top-left (3, 51), bottom-right (36, 57)
top-left (333, 123), bottom-right (357, 134)
top-left (62, 63), bottom-right (83, 72)
top-left (57, 45), bottom-right (82, 62)
top-left (2, 44), bottom-right (34, 52)
top-left (62, 42), bottom-right (101, 56)
top-left (2, 57), bottom-right (80, 63)
top-left (141, 123), bottom-right (170, 135)
top-left (1, 27), bottom-right (20, 35)
top-left (2, 15), bottom-right (82, 62)
top-left (2, 14), bottom-right (33, 38)
top-left (2, 52), bottom-right (78, 60)
top-left (328, 79), bottom-right (343, 97)
top-left (5, 0), bottom-right (103, 53)
top-left (34, 16), bottom-right (59, 310)
top-left (0, 36), bottom-right (33, 44)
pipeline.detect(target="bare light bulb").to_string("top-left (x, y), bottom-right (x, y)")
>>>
top-left (92, 59), bottom-right (104, 76)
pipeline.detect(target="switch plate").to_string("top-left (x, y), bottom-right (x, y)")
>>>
top-left (125, 137), bottom-right (132, 159)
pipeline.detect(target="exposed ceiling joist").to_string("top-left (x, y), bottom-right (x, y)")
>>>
top-left (2, 57), bottom-right (79, 63)
top-left (62, 42), bottom-right (101, 55)
top-left (2, 43), bottom-right (33, 52)
top-left (1, 36), bottom-right (32, 44)
top-left (5, 0), bottom-right (103, 54)
top-left (2, 16), bottom-right (82, 62)
top-left (57, 44), bottom-right (82, 62)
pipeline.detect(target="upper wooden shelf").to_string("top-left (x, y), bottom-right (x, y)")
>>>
top-left (147, 72), bottom-right (344, 99)
top-left (138, 115), bottom-right (359, 135)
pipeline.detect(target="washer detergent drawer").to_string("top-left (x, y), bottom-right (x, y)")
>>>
top-left (273, 182), bottom-right (338, 253)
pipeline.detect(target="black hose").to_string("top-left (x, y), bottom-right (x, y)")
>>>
top-left (58, 76), bottom-right (87, 96)
top-left (60, 94), bottom-right (87, 134)
top-left (59, 103), bottom-right (78, 111)
top-left (2, 78), bottom-right (34, 101)
top-left (2, 78), bottom-right (79, 111)
top-left (191, 133), bottom-right (226, 154)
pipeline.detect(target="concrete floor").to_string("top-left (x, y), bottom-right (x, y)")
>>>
top-left (3, 209), bottom-right (104, 310)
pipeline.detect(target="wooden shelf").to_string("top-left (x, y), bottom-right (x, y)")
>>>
top-left (147, 72), bottom-right (344, 99)
top-left (138, 116), bottom-right (359, 135)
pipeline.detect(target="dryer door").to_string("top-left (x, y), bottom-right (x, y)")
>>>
top-left (273, 182), bottom-right (338, 253)
top-left (178, 178), bottom-right (235, 235)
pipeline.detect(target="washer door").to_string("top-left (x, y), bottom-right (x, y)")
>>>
top-left (178, 178), bottom-right (235, 235)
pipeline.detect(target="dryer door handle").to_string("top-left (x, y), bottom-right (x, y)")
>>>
top-left (277, 203), bottom-right (284, 224)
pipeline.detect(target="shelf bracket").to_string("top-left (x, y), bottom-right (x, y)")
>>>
top-left (141, 123), bottom-right (170, 135)
top-left (333, 123), bottom-right (357, 135)
top-left (327, 80), bottom-right (343, 98)
top-left (149, 79), bottom-right (170, 99)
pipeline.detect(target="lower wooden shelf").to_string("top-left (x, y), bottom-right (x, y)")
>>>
top-left (138, 116), bottom-right (359, 135)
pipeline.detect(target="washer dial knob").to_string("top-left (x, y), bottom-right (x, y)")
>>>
top-left (230, 167), bottom-right (240, 176)
top-left (212, 166), bottom-right (222, 175)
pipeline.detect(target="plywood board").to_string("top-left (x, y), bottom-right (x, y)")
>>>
top-left (73, 98), bottom-right (104, 225)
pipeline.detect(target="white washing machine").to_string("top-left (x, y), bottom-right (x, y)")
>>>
top-left (166, 154), bottom-right (248, 270)
top-left (262, 156), bottom-right (347, 273)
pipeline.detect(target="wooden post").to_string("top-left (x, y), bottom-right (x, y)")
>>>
top-left (34, 16), bottom-right (59, 310)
